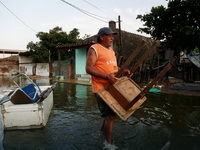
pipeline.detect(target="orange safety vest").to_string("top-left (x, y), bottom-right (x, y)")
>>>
top-left (90, 43), bottom-right (118, 93)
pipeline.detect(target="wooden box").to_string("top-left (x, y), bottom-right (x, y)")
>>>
top-left (97, 76), bottom-right (146, 121)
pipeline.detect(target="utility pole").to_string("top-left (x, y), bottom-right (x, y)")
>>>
top-left (118, 15), bottom-right (122, 54)
top-left (58, 49), bottom-right (61, 76)
top-left (48, 36), bottom-right (53, 77)
top-left (118, 15), bottom-right (123, 66)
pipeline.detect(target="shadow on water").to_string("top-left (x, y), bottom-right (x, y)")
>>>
top-left (1, 77), bottom-right (200, 150)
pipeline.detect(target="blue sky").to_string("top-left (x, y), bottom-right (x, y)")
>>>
top-left (0, 0), bottom-right (168, 50)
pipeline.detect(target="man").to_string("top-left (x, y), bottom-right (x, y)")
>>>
top-left (86, 27), bottom-right (130, 148)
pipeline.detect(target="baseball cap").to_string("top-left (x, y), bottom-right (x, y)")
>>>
top-left (97, 27), bottom-right (117, 36)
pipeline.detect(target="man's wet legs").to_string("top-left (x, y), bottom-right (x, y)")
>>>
top-left (101, 114), bottom-right (116, 143)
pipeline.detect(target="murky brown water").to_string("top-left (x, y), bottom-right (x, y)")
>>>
top-left (1, 76), bottom-right (200, 150)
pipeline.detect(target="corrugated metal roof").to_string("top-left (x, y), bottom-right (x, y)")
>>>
top-left (57, 36), bottom-right (97, 50)
top-left (187, 54), bottom-right (200, 68)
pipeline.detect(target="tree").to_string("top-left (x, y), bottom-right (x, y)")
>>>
top-left (27, 41), bottom-right (49, 63)
top-left (137, 0), bottom-right (200, 55)
top-left (27, 27), bottom-right (81, 63)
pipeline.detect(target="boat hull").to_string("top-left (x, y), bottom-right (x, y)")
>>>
top-left (1, 86), bottom-right (53, 130)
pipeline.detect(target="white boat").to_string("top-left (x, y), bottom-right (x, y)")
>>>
top-left (0, 73), bottom-right (57, 130)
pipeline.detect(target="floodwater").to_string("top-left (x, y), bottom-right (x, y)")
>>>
top-left (1, 76), bottom-right (200, 150)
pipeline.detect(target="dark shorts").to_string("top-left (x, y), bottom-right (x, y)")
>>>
top-left (94, 93), bottom-right (115, 117)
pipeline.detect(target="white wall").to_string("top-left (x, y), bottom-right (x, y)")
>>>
top-left (36, 63), bottom-right (49, 76)
top-left (19, 63), bottom-right (49, 76)
top-left (19, 64), bottom-right (33, 75)
top-left (19, 55), bottom-right (49, 76)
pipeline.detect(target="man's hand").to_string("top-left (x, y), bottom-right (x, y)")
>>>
top-left (122, 69), bottom-right (133, 77)
top-left (106, 73), bottom-right (118, 84)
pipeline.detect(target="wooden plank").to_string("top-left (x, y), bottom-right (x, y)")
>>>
top-left (98, 77), bottom-right (147, 120)
top-left (107, 85), bottom-right (130, 108)
top-left (115, 40), bottom-right (146, 77)
top-left (130, 41), bottom-right (159, 74)
top-left (125, 56), bottom-right (177, 110)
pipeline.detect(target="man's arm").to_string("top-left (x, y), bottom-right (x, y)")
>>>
top-left (86, 48), bottom-right (118, 84)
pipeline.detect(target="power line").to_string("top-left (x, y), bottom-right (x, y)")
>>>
top-left (81, 0), bottom-right (116, 20)
top-left (121, 20), bottom-right (137, 32)
top-left (60, 0), bottom-right (108, 23)
top-left (0, 0), bottom-right (37, 33)
top-left (61, 0), bottom-right (108, 22)
top-left (80, 0), bottom-right (136, 32)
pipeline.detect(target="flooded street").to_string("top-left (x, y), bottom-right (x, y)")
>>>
top-left (1, 76), bottom-right (200, 150)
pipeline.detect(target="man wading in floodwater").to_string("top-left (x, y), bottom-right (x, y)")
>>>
top-left (86, 27), bottom-right (131, 149)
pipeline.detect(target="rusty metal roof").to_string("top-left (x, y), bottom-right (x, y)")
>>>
top-left (57, 36), bottom-right (97, 50)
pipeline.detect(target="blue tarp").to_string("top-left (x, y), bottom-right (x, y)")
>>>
top-left (171, 83), bottom-right (200, 91)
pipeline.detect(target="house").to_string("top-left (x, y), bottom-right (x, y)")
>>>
top-left (0, 49), bottom-right (50, 77)
top-left (57, 37), bottom-right (96, 81)
top-left (0, 49), bottom-right (26, 76)
top-left (0, 56), bottom-right (19, 76)
top-left (57, 21), bottom-right (160, 82)
top-left (19, 51), bottom-right (74, 79)
top-left (179, 51), bottom-right (200, 82)
top-left (19, 51), bottom-right (49, 76)
top-left (58, 21), bottom-right (200, 84)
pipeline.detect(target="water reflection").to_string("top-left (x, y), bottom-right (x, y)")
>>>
top-left (128, 93), bottom-right (200, 150)
top-left (1, 77), bottom-right (200, 150)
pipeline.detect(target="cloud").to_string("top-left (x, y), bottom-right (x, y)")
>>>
top-left (127, 8), bottom-right (142, 17)
top-left (113, 8), bottom-right (122, 14)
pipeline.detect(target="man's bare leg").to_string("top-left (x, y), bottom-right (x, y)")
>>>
top-left (101, 114), bottom-right (116, 143)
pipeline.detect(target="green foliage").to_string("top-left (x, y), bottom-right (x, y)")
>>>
top-left (27, 27), bottom-right (81, 63)
top-left (192, 47), bottom-right (200, 54)
top-left (27, 41), bottom-right (49, 63)
top-left (137, 0), bottom-right (200, 55)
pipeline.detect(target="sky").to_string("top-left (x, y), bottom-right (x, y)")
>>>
top-left (0, 0), bottom-right (168, 50)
